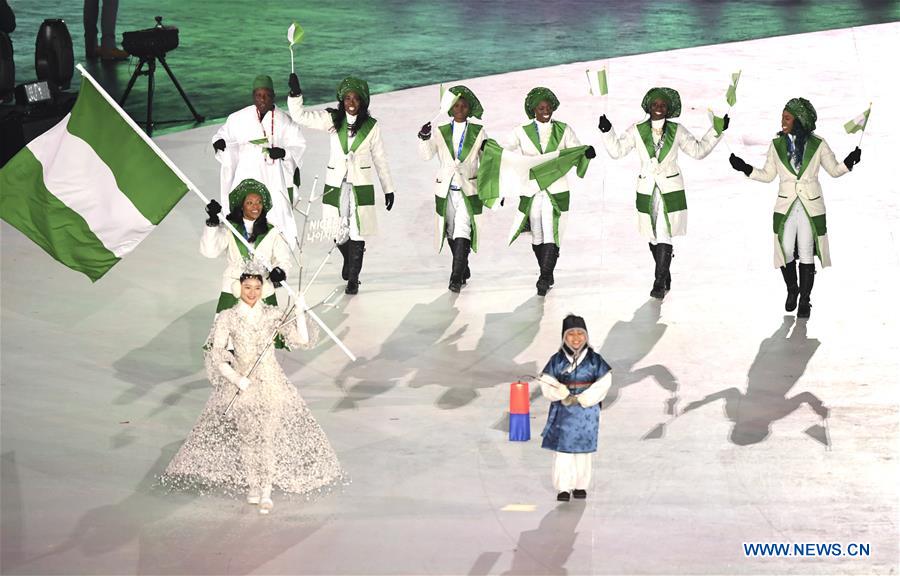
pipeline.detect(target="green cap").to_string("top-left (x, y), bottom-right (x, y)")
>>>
top-left (641, 87), bottom-right (681, 118)
top-left (447, 85), bottom-right (484, 119)
top-left (228, 179), bottom-right (273, 214)
top-left (783, 97), bottom-right (817, 132)
top-left (252, 75), bottom-right (274, 92)
top-left (524, 87), bottom-right (560, 119)
top-left (336, 76), bottom-right (370, 107)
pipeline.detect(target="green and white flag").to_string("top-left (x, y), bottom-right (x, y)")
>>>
top-left (586, 68), bottom-right (608, 96)
top-left (477, 140), bottom-right (590, 208)
top-left (438, 84), bottom-right (459, 114)
top-left (0, 70), bottom-right (189, 281)
top-left (726, 70), bottom-right (741, 107)
top-left (709, 108), bottom-right (727, 137)
top-left (287, 21), bottom-right (304, 46)
top-left (843, 105), bottom-right (871, 134)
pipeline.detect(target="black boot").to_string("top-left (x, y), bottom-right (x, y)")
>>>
top-left (345, 240), bottom-right (365, 295)
top-left (448, 238), bottom-right (471, 293)
top-left (450, 238), bottom-right (471, 285)
top-left (797, 263), bottom-right (815, 318)
top-left (649, 243), bottom-right (672, 291)
top-left (780, 261), bottom-right (799, 312)
top-left (650, 243), bottom-right (673, 299)
top-left (536, 243), bottom-right (559, 297)
top-left (337, 241), bottom-right (350, 281)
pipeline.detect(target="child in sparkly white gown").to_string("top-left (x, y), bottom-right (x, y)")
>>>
top-left (164, 273), bottom-right (344, 513)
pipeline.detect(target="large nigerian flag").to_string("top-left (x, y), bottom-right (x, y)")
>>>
top-left (0, 70), bottom-right (189, 281)
top-left (477, 140), bottom-right (592, 208)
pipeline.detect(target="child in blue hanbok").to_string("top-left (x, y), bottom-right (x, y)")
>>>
top-left (538, 315), bottom-right (612, 501)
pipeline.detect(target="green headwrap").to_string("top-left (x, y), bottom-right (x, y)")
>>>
top-left (336, 76), bottom-right (370, 108)
top-left (228, 179), bottom-right (273, 214)
top-left (524, 87), bottom-right (560, 119)
top-left (447, 85), bottom-right (484, 119)
top-left (252, 74), bottom-right (274, 92)
top-left (641, 87), bottom-right (682, 118)
top-left (783, 97), bottom-right (817, 132)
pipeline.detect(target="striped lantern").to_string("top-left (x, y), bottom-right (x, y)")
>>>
top-left (508, 381), bottom-right (531, 441)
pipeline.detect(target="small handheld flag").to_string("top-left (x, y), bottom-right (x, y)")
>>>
top-left (726, 70), bottom-right (741, 108)
top-left (586, 68), bottom-right (608, 96)
top-left (710, 109), bottom-right (727, 137)
top-left (287, 21), bottom-right (304, 73)
top-left (843, 104), bottom-right (871, 134)
top-left (429, 84), bottom-right (460, 127)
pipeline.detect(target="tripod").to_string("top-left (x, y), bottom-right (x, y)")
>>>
top-left (119, 53), bottom-right (204, 135)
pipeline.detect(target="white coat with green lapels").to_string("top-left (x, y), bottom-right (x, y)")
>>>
top-left (601, 120), bottom-right (721, 239)
top-left (287, 95), bottom-right (395, 236)
top-left (418, 120), bottom-right (487, 251)
top-left (504, 120), bottom-right (581, 246)
top-left (748, 134), bottom-right (849, 268)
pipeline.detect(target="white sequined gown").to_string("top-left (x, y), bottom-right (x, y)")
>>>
top-left (163, 301), bottom-right (344, 496)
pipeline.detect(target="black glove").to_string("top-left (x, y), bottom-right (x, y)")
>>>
top-left (500, 198), bottom-right (505, 207)
top-left (729, 153), bottom-right (752, 177)
top-left (585, 145), bottom-right (597, 159)
top-left (205, 199), bottom-right (221, 226)
top-left (480, 139), bottom-right (488, 152)
top-left (293, 167), bottom-right (301, 187)
top-left (418, 122), bottom-right (432, 140)
top-left (843, 147), bottom-right (861, 171)
top-left (212, 138), bottom-right (226, 153)
top-left (598, 115), bottom-right (612, 133)
top-left (269, 266), bottom-right (286, 287)
top-left (288, 73), bottom-right (302, 97)
top-left (385, 192), bottom-right (395, 211)
top-left (721, 114), bottom-right (730, 132)
top-left (269, 146), bottom-right (286, 160)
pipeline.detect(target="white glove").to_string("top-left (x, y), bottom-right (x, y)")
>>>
top-left (237, 376), bottom-right (250, 392)
top-left (537, 374), bottom-right (569, 402)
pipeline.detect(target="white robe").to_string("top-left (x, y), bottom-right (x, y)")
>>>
top-left (213, 105), bottom-right (307, 249)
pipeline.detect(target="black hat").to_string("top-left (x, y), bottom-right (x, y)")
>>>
top-left (561, 314), bottom-right (587, 337)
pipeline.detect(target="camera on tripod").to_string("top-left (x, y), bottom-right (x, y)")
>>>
top-left (122, 16), bottom-right (178, 59)
top-left (119, 16), bottom-right (203, 135)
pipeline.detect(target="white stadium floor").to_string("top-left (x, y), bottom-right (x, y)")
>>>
top-left (2, 23), bottom-right (898, 575)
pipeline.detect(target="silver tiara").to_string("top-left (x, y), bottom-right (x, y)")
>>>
top-left (240, 258), bottom-right (269, 278)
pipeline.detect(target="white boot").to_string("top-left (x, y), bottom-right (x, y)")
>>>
top-left (259, 484), bottom-right (274, 515)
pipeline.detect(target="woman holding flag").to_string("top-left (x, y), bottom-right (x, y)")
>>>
top-left (598, 87), bottom-right (728, 300)
top-left (417, 85), bottom-right (487, 293)
top-left (202, 179), bottom-right (291, 314)
top-left (728, 97), bottom-right (862, 318)
top-left (501, 87), bottom-right (592, 296)
top-left (286, 72), bottom-right (396, 295)
top-left (163, 265), bottom-right (344, 514)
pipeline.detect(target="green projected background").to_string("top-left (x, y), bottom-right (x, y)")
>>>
top-left (7, 0), bottom-right (899, 127)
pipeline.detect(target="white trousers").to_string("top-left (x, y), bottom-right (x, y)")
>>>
top-left (339, 180), bottom-right (363, 241)
top-left (782, 201), bottom-right (816, 265)
top-left (529, 191), bottom-right (556, 245)
top-left (552, 452), bottom-right (592, 492)
top-left (649, 187), bottom-right (672, 245)
top-left (445, 188), bottom-right (472, 240)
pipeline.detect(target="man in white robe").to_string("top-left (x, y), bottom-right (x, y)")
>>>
top-left (213, 75), bottom-right (306, 250)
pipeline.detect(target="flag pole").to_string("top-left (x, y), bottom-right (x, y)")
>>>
top-left (76, 64), bottom-right (356, 362)
top-left (721, 105), bottom-right (733, 154)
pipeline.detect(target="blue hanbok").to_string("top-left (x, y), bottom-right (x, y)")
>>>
top-left (540, 348), bottom-right (612, 453)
